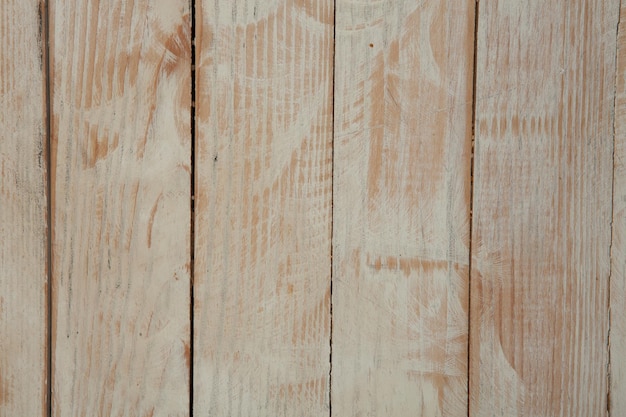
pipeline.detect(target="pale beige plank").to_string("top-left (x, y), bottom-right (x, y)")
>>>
top-left (193, 1), bottom-right (333, 415)
top-left (332, 1), bottom-right (475, 415)
top-left (0, 1), bottom-right (48, 416)
top-left (50, 0), bottom-right (191, 415)
top-left (470, 1), bottom-right (618, 415)
top-left (611, 2), bottom-right (626, 414)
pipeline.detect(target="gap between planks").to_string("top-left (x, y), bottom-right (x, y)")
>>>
top-left (467, 1), bottom-right (480, 416)
top-left (329, 0), bottom-right (337, 415)
top-left (190, 0), bottom-right (197, 414)
top-left (609, 0), bottom-right (624, 414)
top-left (43, 0), bottom-right (52, 415)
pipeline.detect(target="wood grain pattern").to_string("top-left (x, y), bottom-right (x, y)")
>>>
top-left (470, 1), bottom-right (618, 415)
top-left (611, 2), bottom-right (626, 414)
top-left (50, 0), bottom-right (191, 415)
top-left (2, 1), bottom-right (624, 414)
top-left (332, 1), bottom-right (475, 415)
top-left (193, 1), bottom-right (334, 415)
top-left (0, 1), bottom-right (48, 416)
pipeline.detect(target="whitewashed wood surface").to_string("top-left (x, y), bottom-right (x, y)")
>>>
top-left (50, 0), bottom-right (191, 415)
top-left (332, 1), bottom-right (474, 416)
top-left (0, 1), bottom-right (48, 416)
top-left (194, 1), bottom-right (333, 415)
top-left (0, 0), bottom-right (623, 416)
top-left (471, 1), bottom-right (618, 416)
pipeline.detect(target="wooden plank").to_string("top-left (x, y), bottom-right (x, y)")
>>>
top-left (611, 2), bottom-right (626, 414)
top-left (470, 1), bottom-right (618, 415)
top-left (0, 1), bottom-right (48, 416)
top-left (50, 0), bottom-right (191, 415)
top-left (332, 1), bottom-right (475, 415)
top-left (193, 1), bottom-right (333, 415)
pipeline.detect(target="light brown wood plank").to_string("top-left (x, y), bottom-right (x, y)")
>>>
top-left (470, 1), bottom-right (618, 415)
top-left (611, 2), bottom-right (626, 414)
top-left (50, 0), bottom-right (191, 415)
top-left (332, 1), bottom-right (475, 415)
top-left (0, 1), bottom-right (48, 415)
top-left (193, 1), bottom-right (333, 415)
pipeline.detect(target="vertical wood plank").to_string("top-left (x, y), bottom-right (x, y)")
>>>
top-left (332, 1), bottom-right (475, 415)
top-left (470, 1), bottom-right (618, 415)
top-left (193, 1), bottom-right (334, 415)
top-left (50, 0), bottom-right (191, 415)
top-left (611, 2), bottom-right (626, 414)
top-left (0, 1), bottom-right (48, 416)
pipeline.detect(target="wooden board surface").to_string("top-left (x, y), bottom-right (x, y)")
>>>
top-left (611, 1), bottom-right (626, 414)
top-left (470, 1), bottom-right (618, 415)
top-left (1, 0), bottom-right (624, 414)
top-left (193, 1), bottom-right (334, 415)
top-left (50, 0), bottom-right (191, 415)
top-left (0, 1), bottom-right (49, 416)
top-left (332, 1), bottom-right (475, 415)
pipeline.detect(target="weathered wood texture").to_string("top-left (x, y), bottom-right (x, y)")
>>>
top-left (193, 1), bottom-right (334, 416)
top-left (50, 0), bottom-right (191, 415)
top-left (0, 1), bottom-right (48, 416)
top-left (611, 2), bottom-right (626, 415)
top-left (470, 1), bottom-right (618, 415)
top-left (332, 1), bottom-right (475, 416)
top-left (2, 0), bottom-right (625, 415)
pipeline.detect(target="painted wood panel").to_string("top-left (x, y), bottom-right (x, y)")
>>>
top-left (470, 1), bottom-right (618, 415)
top-left (611, 2), bottom-right (626, 414)
top-left (332, 1), bottom-right (475, 415)
top-left (0, 1), bottom-right (49, 416)
top-left (193, 1), bottom-right (334, 415)
top-left (1, 1), bottom-right (624, 414)
top-left (50, 0), bottom-right (191, 415)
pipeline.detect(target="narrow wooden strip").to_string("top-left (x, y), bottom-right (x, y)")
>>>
top-left (332, 1), bottom-right (475, 415)
top-left (0, 1), bottom-right (48, 415)
top-left (470, 1), bottom-right (618, 415)
top-left (610, 2), bottom-right (626, 414)
top-left (50, 0), bottom-right (191, 415)
top-left (193, 1), bottom-right (334, 415)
